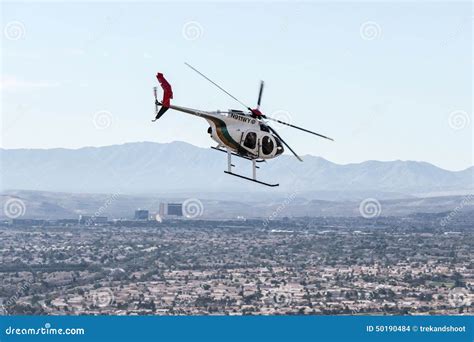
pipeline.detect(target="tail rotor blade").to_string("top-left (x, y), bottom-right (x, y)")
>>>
top-left (263, 115), bottom-right (334, 141)
top-left (268, 126), bottom-right (303, 162)
top-left (257, 80), bottom-right (264, 109)
top-left (185, 62), bottom-right (251, 110)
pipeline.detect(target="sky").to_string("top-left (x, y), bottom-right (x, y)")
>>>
top-left (1, 1), bottom-right (472, 171)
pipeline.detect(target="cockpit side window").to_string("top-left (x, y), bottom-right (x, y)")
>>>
top-left (262, 136), bottom-right (274, 155)
top-left (243, 132), bottom-right (257, 149)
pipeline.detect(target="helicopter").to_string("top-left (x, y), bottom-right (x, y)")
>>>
top-left (152, 63), bottom-right (333, 187)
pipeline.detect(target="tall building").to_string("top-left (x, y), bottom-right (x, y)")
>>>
top-left (167, 203), bottom-right (183, 217)
top-left (134, 209), bottom-right (149, 221)
top-left (159, 203), bottom-right (183, 217)
top-left (159, 203), bottom-right (167, 217)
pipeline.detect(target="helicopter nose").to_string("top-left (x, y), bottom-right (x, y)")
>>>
top-left (276, 145), bottom-right (284, 155)
top-left (274, 137), bottom-right (284, 155)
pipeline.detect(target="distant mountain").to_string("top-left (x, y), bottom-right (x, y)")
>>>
top-left (0, 141), bottom-right (472, 196)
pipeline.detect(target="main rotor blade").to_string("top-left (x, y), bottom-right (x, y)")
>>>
top-left (184, 62), bottom-right (250, 110)
top-left (268, 126), bottom-right (303, 162)
top-left (263, 115), bottom-right (334, 141)
top-left (257, 80), bottom-right (264, 108)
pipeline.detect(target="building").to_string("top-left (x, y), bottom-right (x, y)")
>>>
top-left (94, 216), bottom-right (108, 224)
top-left (167, 203), bottom-right (183, 217)
top-left (78, 215), bottom-right (92, 225)
top-left (11, 219), bottom-right (46, 226)
top-left (159, 203), bottom-right (183, 217)
top-left (134, 209), bottom-right (149, 221)
top-left (159, 203), bottom-right (167, 217)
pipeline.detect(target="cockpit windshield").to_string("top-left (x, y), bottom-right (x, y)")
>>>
top-left (261, 136), bottom-right (274, 155)
top-left (243, 132), bottom-right (257, 149)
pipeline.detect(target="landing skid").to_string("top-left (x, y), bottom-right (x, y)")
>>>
top-left (224, 171), bottom-right (279, 187)
top-left (217, 148), bottom-right (279, 187)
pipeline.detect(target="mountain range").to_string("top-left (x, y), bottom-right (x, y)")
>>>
top-left (1, 141), bottom-right (472, 198)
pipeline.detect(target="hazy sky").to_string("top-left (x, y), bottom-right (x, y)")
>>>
top-left (1, 1), bottom-right (472, 171)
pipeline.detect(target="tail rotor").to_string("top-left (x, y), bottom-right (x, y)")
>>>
top-left (152, 73), bottom-right (173, 122)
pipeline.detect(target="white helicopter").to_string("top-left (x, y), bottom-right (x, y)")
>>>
top-left (153, 63), bottom-right (333, 187)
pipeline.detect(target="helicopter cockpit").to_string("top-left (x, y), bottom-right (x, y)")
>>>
top-left (242, 130), bottom-right (284, 158)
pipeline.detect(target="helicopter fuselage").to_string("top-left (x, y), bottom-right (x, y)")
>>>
top-left (153, 67), bottom-right (333, 186)
top-left (165, 104), bottom-right (284, 160)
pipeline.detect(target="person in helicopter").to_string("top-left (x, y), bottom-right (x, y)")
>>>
top-left (243, 132), bottom-right (257, 149)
